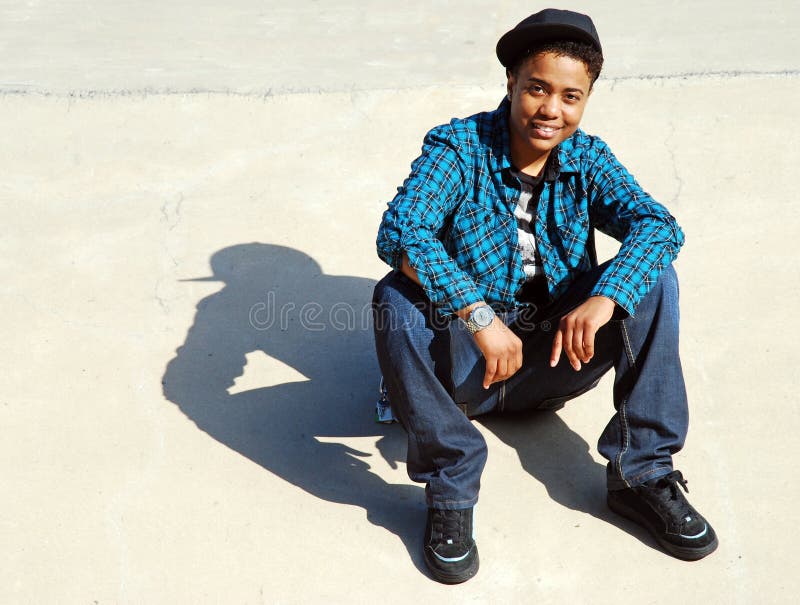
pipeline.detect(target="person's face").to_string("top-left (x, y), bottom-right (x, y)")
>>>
top-left (507, 52), bottom-right (592, 169)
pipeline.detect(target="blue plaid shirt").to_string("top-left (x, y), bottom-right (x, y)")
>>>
top-left (377, 98), bottom-right (684, 318)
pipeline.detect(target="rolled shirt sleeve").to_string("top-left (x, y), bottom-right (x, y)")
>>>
top-left (585, 141), bottom-right (685, 317)
top-left (377, 125), bottom-right (485, 316)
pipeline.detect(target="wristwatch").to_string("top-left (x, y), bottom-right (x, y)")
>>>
top-left (465, 305), bottom-right (496, 334)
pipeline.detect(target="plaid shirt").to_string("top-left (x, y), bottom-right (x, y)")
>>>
top-left (376, 98), bottom-right (684, 318)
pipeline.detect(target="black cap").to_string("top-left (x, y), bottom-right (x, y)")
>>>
top-left (496, 8), bottom-right (602, 68)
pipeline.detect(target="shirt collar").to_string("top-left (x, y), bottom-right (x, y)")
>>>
top-left (492, 96), bottom-right (582, 180)
top-left (491, 98), bottom-right (513, 173)
top-left (553, 131), bottom-right (582, 175)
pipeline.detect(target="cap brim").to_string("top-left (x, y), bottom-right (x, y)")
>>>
top-left (496, 23), bottom-right (602, 68)
top-left (179, 276), bottom-right (222, 282)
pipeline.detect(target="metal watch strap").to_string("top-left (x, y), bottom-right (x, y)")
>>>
top-left (465, 305), bottom-right (495, 334)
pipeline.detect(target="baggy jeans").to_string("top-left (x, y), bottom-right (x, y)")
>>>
top-left (372, 262), bottom-right (689, 510)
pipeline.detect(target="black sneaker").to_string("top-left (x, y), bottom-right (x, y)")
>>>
top-left (608, 470), bottom-right (718, 560)
top-left (423, 507), bottom-right (479, 584)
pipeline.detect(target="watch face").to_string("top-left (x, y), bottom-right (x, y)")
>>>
top-left (474, 306), bottom-right (494, 327)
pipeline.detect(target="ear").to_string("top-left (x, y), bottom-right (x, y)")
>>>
top-left (506, 70), bottom-right (515, 101)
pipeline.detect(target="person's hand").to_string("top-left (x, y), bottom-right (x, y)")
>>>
top-left (474, 317), bottom-right (523, 388)
top-left (550, 296), bottom-right (616, 371)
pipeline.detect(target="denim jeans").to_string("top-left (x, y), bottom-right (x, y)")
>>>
top-left (372, 262), bottom-right (688, 510)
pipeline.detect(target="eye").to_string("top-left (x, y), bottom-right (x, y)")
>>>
top-left (528, 84), bottom-right (546, 95)
top-left (564, 93), bottom-right (581, 103)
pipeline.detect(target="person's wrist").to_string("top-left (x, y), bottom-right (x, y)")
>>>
top-left (456, 301), bottom-right (483, 319)
top-left (464, 304), bottom-right (496, 334)
top-left (589, 295), bottom-right (617, 317)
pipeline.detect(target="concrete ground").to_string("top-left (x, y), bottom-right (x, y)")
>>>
top-left (2, 1), bottom-right (798, 603)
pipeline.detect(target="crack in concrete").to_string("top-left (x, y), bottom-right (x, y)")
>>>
top-left (160, 193), bottom-right (183, 232)
top-left (155, 193), bottom-right (184, 314)
top-left (153, 277), bottom-right (170, 313)
top-left (1, 68), bottom-right (798, 99)
top-left (664, 121), bottom-right (684, 207)
top-left (606, 68), bottom-right (800, 86)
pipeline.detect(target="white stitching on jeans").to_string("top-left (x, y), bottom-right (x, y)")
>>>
top-left (621, 321), bottom-right (637, 370)
top-left (617, 321), bottom-right (637, 489)
top-left (630, 466), bottom-right (671, 485)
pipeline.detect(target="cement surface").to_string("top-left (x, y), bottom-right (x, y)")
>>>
top-left (1, 2), bottom-right (798, 603)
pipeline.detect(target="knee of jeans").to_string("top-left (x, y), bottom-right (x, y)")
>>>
top-left (373, 273), bottom-right (407, 308)
top-left (633, 264), bottom-right (680, 322)
top-left (656, 264), bottom-right (679, 300)
top-left (372, 271), bottom-right (396, 303)
top-left (372, 276), bottom-right (427, 334)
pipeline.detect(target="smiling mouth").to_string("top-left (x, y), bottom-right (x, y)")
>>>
top-left (530, 123), bottom-right (562, 139)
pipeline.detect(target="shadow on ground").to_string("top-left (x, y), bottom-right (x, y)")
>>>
top-left (479, 405), bottom-right (663, 554)
top-left (162, 243), bottom-right (660, 575)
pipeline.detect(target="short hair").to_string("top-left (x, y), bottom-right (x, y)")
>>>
top-left (508, 40), bottom-right (604, 86)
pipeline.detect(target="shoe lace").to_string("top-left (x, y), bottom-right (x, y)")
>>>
top-left (651, 470), bottom-right (694, 523)
top-left (432, 509), bottom-right (465, 544)
top-left (661, 470), bottom-right (689, 495)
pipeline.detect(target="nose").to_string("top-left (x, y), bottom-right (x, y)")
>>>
top-left (537, 95), bottom-right (560, 119)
